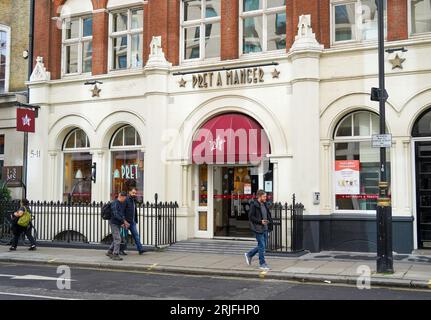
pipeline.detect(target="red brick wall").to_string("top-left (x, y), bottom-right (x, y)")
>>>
top-left (387, 0), bottom-right (408, 41)
top-left (92, 11), bottom-right (109, 75)
top-left (33, 0), bottom-right (51, 69)
top-left (221, 0), bottom-right (239, 60)
top-left (167, 0), bottom-right (180, 66)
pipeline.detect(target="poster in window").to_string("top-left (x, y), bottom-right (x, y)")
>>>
top-left (335, 160), bottom-right (360, 195)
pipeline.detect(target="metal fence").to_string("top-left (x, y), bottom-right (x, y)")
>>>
top-left (0, 194), bottom-right (178, 248)
top-left (267, 194), bottom-right (305, 253)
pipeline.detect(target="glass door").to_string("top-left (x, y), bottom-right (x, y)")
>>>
top-left (415, 141), bottom-right (431, 248)
top-left (194, 164), bottom-right (213, 238)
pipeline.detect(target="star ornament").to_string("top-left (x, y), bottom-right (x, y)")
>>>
top-left (91, 84), bottom-right (101, 97)
top-left (271, 68), bottom-right (280, 79)
top-left (389, 54), bottom-right (406, 70)
top-left (22, 114), bottom-right (32, 126)
top-left (179, 78), bottom-right (187, 88)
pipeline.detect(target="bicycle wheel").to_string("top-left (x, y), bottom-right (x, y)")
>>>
top-left (0, 223), bottom-right (13, 245)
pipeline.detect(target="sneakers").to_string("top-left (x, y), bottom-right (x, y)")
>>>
top-left (259, 264), bottom-right (271, 271)
top-left (119, 251), bottom-right (128, 256)
top-left (111, 254), bottom-right (123, 261)
top-left (138, 250), bottom-right (145, 255)
top-left (28, 245), bottom-right (37, 251)
top-left (9, 246), bottom-right (16, 251)
top-left (244, 253), bottom-right (252, 266)
top-left (106, 251), bottom-right (113, 258)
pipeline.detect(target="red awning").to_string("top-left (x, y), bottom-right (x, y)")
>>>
top-left (192, 113), bottom-right (271, 165)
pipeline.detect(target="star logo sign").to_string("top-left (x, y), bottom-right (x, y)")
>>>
top-left (22, 114), bottom-right (32, 127)
top-left (209, 136), bottom-right (225, 152)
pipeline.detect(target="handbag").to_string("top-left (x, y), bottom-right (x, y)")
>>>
top-left (17, 208), bottom-right (31, 228)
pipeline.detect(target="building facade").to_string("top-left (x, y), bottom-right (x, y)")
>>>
top-left (28, 0), bottom-right (431, 253)
top-left (0, 0), bottom-right (30, 199)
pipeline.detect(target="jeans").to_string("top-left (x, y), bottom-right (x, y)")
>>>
top-left (247, 231), bottom-right (268, 266)
top-left (11, 224), bottom-right (36, 248)
top-left (109, 223), bottom-right (121, 255)
top-left (128, 221), bottom-right (144, 252)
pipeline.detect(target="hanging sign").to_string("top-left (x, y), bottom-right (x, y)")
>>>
top-left (335, 160), bottom-right (360, 195)
top-left (16, 108), bottom-right (35, 133)
top-left (2, 166), bottom-right (23, 187)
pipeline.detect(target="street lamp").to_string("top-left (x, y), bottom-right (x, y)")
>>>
top-left (370, 0), bottom-right (394, 274)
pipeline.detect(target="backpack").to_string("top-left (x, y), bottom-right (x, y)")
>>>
top-left (18, 208), bottom-right (32, 228)
top-left (101, 202), bottom-right (112, 220)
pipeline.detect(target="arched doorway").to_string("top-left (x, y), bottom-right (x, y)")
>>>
top-left (413, 108), bottom-right (431, 249)
top-left (191, 113), bottom-right (272, 239)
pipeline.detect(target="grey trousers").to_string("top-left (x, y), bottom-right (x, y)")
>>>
top-left (109, 223), bottom-right (121, 255)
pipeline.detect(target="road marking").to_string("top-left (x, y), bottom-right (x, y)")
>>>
top-left (147, 263), bottom-right (158, 271)
top-left (12, 275), bottom-right (75, 281)
top-left (0, 274), bottom-right (16, 278)
top-left (0, 292), bottom-right (79, 300)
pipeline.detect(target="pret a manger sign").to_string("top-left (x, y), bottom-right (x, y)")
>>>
top-left (192, 67), bottom-right (265, 89)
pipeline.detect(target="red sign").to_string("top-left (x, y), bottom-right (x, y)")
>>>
top-left (16, 108), bottom-right (35, 133)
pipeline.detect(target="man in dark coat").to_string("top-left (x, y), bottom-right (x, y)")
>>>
top-left (244, 190), bottom-right (273, 271)
top-left (123, 187), bottom-right (144, 255)
top-left (106, 192), bottom-right (129, 261)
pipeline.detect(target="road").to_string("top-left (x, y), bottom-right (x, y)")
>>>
top-left (0, 262), bottom-right (430, 300)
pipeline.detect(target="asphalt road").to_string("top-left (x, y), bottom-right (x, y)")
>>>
top-left (0, 262), bottom-right (430, 300)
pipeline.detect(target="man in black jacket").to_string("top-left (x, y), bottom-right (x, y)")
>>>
top-left (244, 190), bottom-right (273, 271)
top-left (107, 192), bottom-right (129, 261)
top-left (123, 187), bottom-right (144, 255)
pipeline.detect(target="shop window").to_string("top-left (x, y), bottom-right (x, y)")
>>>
top-left (62, 16), bottom-right (93, 75)
top-left (410, 0), bottom-right (431, 35)
top-left (412, 108), bottom-right (431, 137)
top-left (240, 0), bottom-right (286, 54)
top-left (198, 164), bottom-right (208, 206)
top-left (0, 135), bottom-right (4, 181)
top-left (109, 7), bottom-right (144, 70)
top-left (63, 129), bottom-right (92, 203)
top-left (333, 111), bottom-right (390, 212)
top-left (181, 0), bottom-right (221, 61)
top-left (0, 26), bottom-right (10, 93)
top-left (331, 0), bottom-right (387, 44)
top-left (111, 125), bottom-right (144, 201)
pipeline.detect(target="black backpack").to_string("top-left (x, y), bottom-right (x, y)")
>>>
top-left (101, 202), bottom-right (112, 220)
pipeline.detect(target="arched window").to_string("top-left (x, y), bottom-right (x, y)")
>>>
top-left (334, 111), bottom-right (390, 212)
top-left (110, 125), bottom-right (144, 200)
top-left (412, 108), bottom-right (431, 137)
top-left (63, 128), bottom-right (92, 203)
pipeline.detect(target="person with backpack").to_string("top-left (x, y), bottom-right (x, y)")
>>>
top-left (106, 192), bottom-right (129, 261)
top-left (9, 199), bottom-right (37, 251)
top-left (244, 190), bottom-right (273, 271)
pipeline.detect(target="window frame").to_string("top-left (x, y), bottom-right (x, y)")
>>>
top-left (408, 0), bottom-right (431, 37)
top-left (63, 128), bottom-right (91, 152)
top-left (61, 15), bottom-right (93, 77)
top-left (0, 25), bottom-right (11, 94)
top-left (108, 7), bottom-right (144, 72)
top-left (180, 0), bottom-right (222, 63)
top-left (330, 0), bottom-right (387, 46)
top-left (332, 111), bottom-right (390, 214)
top-left (239, 0), bottom-right (286, 57)
top-left (110, 125), bottom-right (142, 150)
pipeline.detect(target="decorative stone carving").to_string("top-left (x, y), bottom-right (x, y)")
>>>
top-left (290, 15), bottom-right (324, 54)
top-left (30, 56), bottom-right (51, 82)
top-left (146, 36), bottom-right (171, 68)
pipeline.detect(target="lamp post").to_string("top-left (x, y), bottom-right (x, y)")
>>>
top-left (373, 0), bottom-right (394, 274)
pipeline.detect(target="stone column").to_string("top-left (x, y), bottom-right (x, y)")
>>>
top-left (321, 140), bottom-right (332, 213)
top-left (90, 149), bottom-right (105, 202)
top-left (288, 15), bottom-right (323, 213)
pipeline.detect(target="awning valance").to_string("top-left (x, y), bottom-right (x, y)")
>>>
top-left (192, 113), bottom-right (271, 165)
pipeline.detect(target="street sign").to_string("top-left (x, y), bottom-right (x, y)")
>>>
top-left (16, 108), bottom-right (35, 133)
top-left (2, 166), bottom-right (23, 187)
top-left (372, 134), bottom-right (392, 148)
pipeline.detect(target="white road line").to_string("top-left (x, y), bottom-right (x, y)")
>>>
top-left (0, 292), bottom-right (80, 300)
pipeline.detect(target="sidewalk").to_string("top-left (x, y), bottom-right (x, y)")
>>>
top-left (0, 245), bottom-right (430, 290)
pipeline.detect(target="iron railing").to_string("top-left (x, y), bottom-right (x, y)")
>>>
top-left (0, 194), bottom-right (178, 248)
top-left (267, 194), bottom-right (305, 253)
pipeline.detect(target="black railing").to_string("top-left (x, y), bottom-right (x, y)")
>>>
top-left (0, 194), bottom-right (178, 248)
top-left (267, 194), bottom-right (305, 253)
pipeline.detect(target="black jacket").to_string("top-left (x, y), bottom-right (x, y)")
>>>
top-left (110, 200), bottom-right (126, 226)
top-left (125, 197), bottom-right (138, 224)
top-left (248, 200), bottom-right (273, 234)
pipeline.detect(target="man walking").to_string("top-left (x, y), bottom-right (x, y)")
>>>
top-left (244, 190), bottom-right (273, 271)
top-left (107, 192), bottom-right (129, 261)
top-left (124, 187), bottom-right (145, 255)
